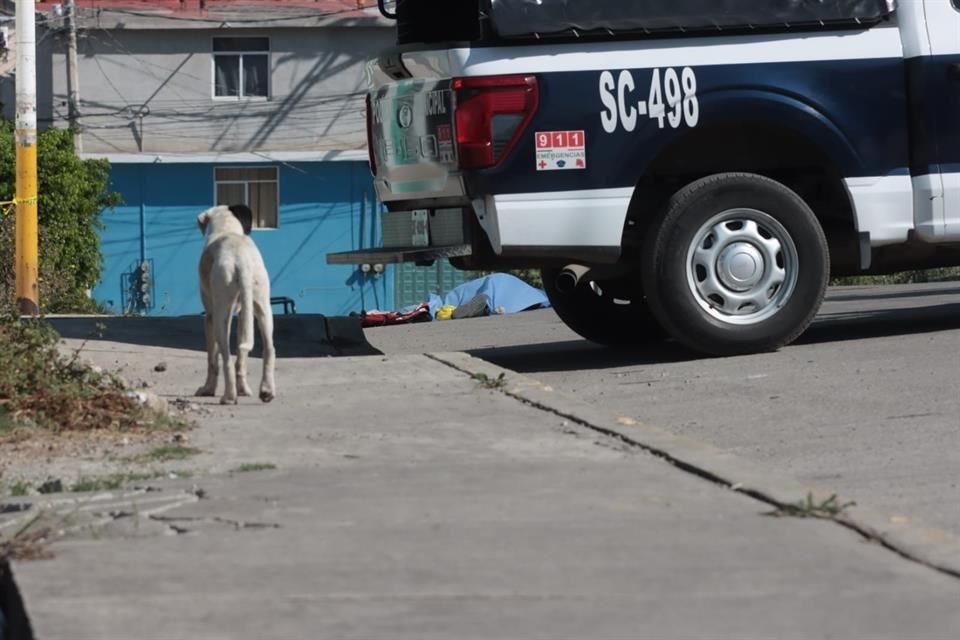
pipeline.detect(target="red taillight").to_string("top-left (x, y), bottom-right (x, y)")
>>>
top-left (453, 75), bottom-right (538, 170)
top-left (365, 93), bottom-right (377, 176)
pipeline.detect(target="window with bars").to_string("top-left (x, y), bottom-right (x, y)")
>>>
top-left (214, 167), bottom-right (279, 229)
top-left (213, 37), bottom-right (270, 99)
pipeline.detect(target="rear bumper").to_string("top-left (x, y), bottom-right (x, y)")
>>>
top-left (325, 244), bottom-right (472, 266)
top-left (326, 206), bottom-right (473, 266)
top-left (326, 187), bottom-right (634, 266)
top-left (374, 174), bottom-right (467, 203)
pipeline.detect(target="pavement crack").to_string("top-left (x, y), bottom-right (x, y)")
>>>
top-left (148, 514), bottom-right (281, 531)
top-left (426, 353), bottom-right (960, 583)
top-left (212, 516), bottom-right (281, 530)
top-left (149, 515), bottom-right (204, 523)
top-left (885, 412), bottom-right (939, 421)
top-left (97, 510), bottom-right (134, 520)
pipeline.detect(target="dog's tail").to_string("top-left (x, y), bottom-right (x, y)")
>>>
top-left (237, 273), bottom-right (255, 353)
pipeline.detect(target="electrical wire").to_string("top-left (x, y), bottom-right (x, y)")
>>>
top-left (35, 4), bottom-right (380, 150)
top-left (89, 3), bottom-right (382, 26)
top-left (71, 28), bottom-right (371, 124)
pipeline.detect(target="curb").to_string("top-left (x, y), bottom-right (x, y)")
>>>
top-left (427, 351), bottom-right (960, 579)
top-left (43, 314), bottom-right (382, 358)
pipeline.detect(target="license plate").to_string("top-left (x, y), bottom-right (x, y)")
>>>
top-left (411, 209), bottom-right (429, 247)
top-left (372, 84), bottom-right (456, 169)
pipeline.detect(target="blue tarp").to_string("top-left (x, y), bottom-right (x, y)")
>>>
top-left (402, 273), bottom-right (551, 318)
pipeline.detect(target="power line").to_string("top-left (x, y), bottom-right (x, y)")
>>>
top-left (73, 29), bottom-right (370, 120)
top-left (88, 3), bottom-right (382, 26)
top-left (67, 91), bottom-right (367, 119)
top-left (34, 4), bottom-right (380, 154)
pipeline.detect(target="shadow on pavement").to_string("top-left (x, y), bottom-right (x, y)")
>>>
top-left (469, 339), bottom-right (701, 374)
top-left (798, 301), bottom-right (960, 344)
top-left (472, 301), bottom-right (960, 374)
top-left (824, 283), bottom-right (960, 303)
top-left (45, 314), bottom-right (383, 359)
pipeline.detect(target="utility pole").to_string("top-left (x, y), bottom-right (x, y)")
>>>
top-left (65, 0), bottom-right (81, 151)
top-left (15, 0), bottom-right (39, 315)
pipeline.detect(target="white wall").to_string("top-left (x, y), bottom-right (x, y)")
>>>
top-left (39, 25), bottom-right (394, 154)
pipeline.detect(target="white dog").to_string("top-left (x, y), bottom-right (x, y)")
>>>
top-left (195, 204), bottom-right (275, 404)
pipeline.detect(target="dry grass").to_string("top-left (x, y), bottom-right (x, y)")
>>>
top-left (0, 513), bottom-right (55, 562)
top-left (0, 313), bottom-right (188, 442)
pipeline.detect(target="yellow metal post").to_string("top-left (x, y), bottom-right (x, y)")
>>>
top-left (15, 0), bottom-right (39, 315)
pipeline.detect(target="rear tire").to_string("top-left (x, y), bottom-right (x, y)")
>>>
top-left (541, 265), bottom-right (664, 346)
top-left (641, 173), bottom-right (829, 356)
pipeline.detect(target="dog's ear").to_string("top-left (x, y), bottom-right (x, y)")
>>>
top-left (197, 210), bottom-right (209, 235)
top-left (228, 204), bottom-right (254, 235)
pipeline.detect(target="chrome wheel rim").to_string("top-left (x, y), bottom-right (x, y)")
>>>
top-left (684, 208), bottom-right (799, 325)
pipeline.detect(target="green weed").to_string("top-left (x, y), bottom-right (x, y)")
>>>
top-left (230, 463), bottom-right (277, 473)
top-left (125, 444), bottom-right (202, 464)
top-left (765, 492), bottom-right (856, 519)
top-left (471, 371), bottom-right (507, 389)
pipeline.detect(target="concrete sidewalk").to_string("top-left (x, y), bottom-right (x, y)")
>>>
top-left (3, 336), bottom-right (960, 639)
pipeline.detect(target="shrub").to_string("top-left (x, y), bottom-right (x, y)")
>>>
top-left (0, 313), bottom-right (173, 436)
top-left (0, 120), bottom-right (122, 312)
top-left (830, 267), bottom-right (960, 286)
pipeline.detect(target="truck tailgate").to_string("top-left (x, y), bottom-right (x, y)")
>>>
top-left (368, 75), bottom-right (462, 200)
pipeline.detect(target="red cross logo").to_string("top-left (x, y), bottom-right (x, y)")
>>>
top-left (538, 159), bottom-right (547, 169)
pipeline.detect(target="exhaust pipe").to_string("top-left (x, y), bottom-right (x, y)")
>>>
top-left (555, 264), bottom-right (590, 293)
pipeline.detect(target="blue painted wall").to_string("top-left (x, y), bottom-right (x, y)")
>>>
top-left (92, 161), bottom-right (392, 317)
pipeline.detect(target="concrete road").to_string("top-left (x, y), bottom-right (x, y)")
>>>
top-left (364, 281), bottom-right (960, 572)
top-left (3, 284), bottom-right (960, 638)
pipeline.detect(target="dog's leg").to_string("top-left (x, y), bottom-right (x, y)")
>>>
top-left (235, 284), bottom-right (254, 397)
top-left (214, 298), bottom-right (238, 405)
top-left (254, 298), bottom-right (276, 402)
top-left (195, 310), bottom-right (219, 396)
top-left (235, 354), bottom-right (253, 396)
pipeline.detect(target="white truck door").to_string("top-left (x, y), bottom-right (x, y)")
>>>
top-left (925, 0), bottom-right (960, 239)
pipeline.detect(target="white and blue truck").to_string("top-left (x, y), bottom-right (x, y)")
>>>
top-left (326, 0), bottom-right (960, 356)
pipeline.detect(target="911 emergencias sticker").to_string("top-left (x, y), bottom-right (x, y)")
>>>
top-left (535, 130), bottom-right (586, 171)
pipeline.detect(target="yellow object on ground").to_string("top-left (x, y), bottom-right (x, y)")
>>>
top-left (435, 305), bottom-right (457, 320)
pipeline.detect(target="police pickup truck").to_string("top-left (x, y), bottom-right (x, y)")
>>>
top-left (327, 0), bottom-right (960, 357)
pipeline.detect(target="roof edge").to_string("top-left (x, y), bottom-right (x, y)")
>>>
top-left (60, 7), bottom-right (394, 30)
top-left (81, 150), bottom-right (370, 163)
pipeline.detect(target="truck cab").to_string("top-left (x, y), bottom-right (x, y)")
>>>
top-left (327, 0), bottom-right (960, 356)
